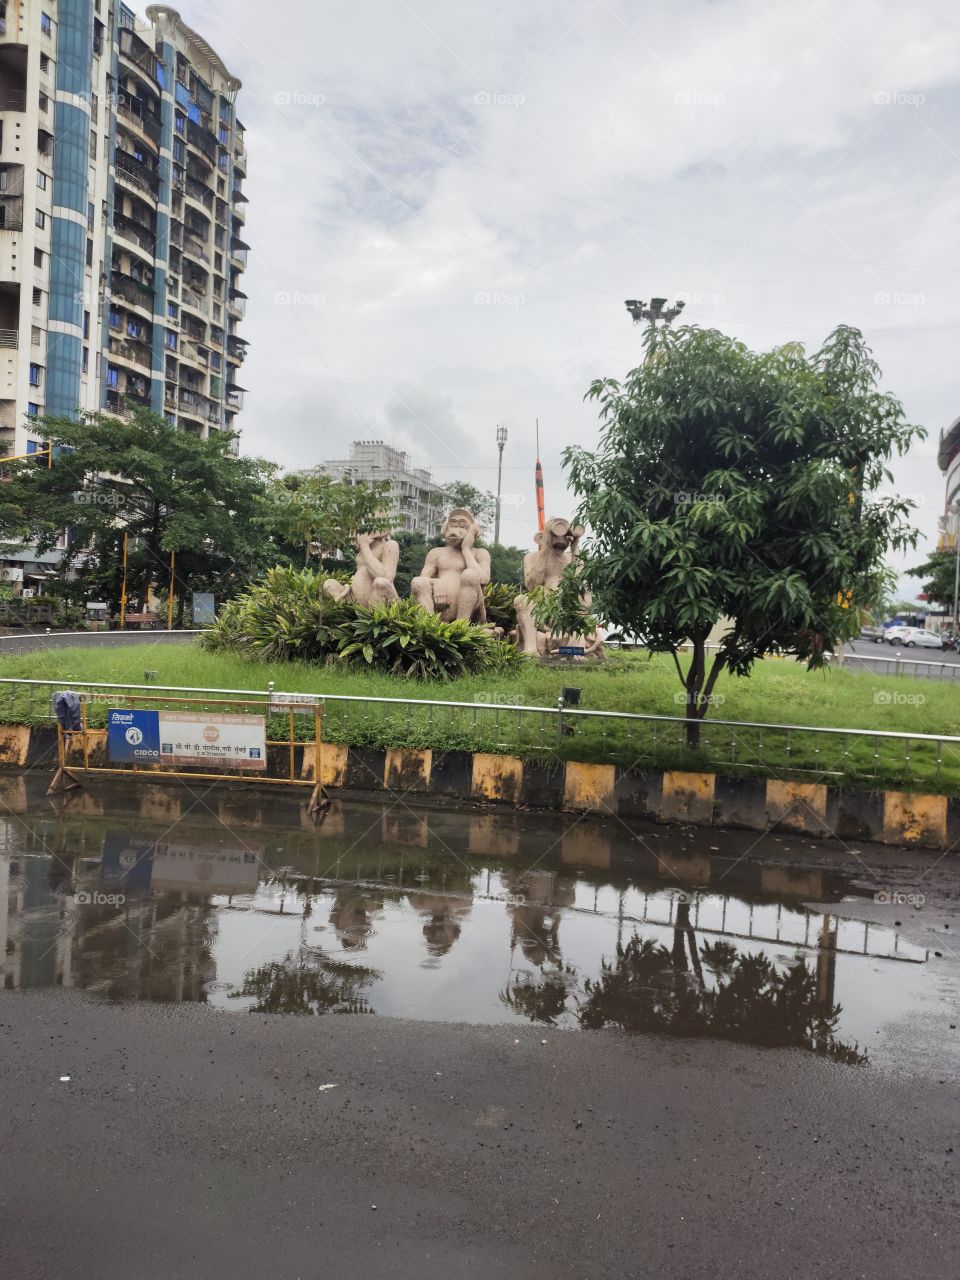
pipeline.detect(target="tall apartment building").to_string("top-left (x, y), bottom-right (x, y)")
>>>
top-left (306, 440), bottom-right (444, 539)
top-left (938, 413), bottom-right (960, 554)
top-left (0, 1), bottom-right (248, 461)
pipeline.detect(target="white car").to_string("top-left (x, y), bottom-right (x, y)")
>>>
top-left (890, 627), bottom-right (943, 649)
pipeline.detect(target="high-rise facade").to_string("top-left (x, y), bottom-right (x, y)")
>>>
top-left (305, 440), bottom-right (445, 539)
top-left (0, 1), bottom-right (248, 460)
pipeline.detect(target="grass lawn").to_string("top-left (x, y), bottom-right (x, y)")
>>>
top-left (0, 641), bottom-right (957, 791)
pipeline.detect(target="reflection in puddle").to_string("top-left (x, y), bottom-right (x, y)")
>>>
top-left (0, 801), bottom-right (946, 1074)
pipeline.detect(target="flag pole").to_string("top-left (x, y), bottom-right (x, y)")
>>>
top-left (535, 418), bottom-right (545, 532)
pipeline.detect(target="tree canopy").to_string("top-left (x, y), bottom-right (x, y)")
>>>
top-left (565, 324), bottom-right (923, 740)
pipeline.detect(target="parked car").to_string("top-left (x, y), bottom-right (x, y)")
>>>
top-left (877, 624), bottom-right (909, 643)
top-left (889, 627), bottom-right (944, 649)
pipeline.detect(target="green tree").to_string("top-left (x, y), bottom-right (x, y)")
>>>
top-left (566, 324), bottom-right (923, 745)
top-left (0, 409), bottom-right (272, 618)
top-left (439, 481), bottom-right (498, 535)
top-left (488, 542), bottom-right (525, 586)
top-left (257, 472), bottom-right (393, 567)
top-left (908, 549), bottom-right (955, 608)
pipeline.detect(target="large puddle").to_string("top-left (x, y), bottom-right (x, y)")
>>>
top-left (2, 796), bottom-right (955, 1076)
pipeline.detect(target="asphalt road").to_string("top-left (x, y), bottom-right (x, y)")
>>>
top-left (1, 985), bottom-right (957, 1280)
top-left (844, 637), bottom-right (960, 677)
top-left (0, 629), bottom-right (198, 656)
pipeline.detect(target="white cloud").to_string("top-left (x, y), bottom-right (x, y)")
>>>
top-left (181, 0), bottom-right (960, 567)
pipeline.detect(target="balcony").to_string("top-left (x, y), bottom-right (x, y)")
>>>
top-left (185, 176), bottom-right (213, 210)
top-left (119, 27), bottom-right (161, 87)
top-left (111, 272), bottom-right (155, 313)
top-left (187, 120), bottom-right (217, 164)
top-left (116, 150), bottom-right (160, 198)
top-left (180, 285), bottom-right (205, 314)
top-left (117, 99), bottom-right (162, 148)
top-left (113, 211), bottom-right (157, 256)
top-left (108, 336), bottom-right (152, 369)
top-left (182, 234), bottom-right (209, 265)
top-left (0, 90), bottom-right (25, 111)
top-left (227, 337), bottom-right (247, 362)
top-left (228, 290), bottom-right (246, 318)
top-left (230, 238), bottom-right (249, 269)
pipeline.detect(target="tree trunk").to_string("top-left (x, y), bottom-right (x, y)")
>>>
top-left (685, 634), bottom-right (706, 749)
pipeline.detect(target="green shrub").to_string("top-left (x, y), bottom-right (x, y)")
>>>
top-left (203, 566), bottom-right (355, 662)
top-left (338, 598), bottom-right (523, 681)
top-left (483, 582), bottom-right (519, 633)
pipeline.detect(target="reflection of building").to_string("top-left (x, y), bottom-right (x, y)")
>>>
top-left (0, 3), bottom-right (249, 459)
top-left (304, 440), bottom-right (444, 538)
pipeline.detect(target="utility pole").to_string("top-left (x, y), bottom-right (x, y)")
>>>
top-left (494, 424), bottom-right (508, 546)
top-left (624, 297), bottom-right (686, 326)
top-left (952, 501), bottom-right (960, 635)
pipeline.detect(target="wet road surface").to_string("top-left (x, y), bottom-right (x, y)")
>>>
top-left (1, 789), bottom-right (958, 1277)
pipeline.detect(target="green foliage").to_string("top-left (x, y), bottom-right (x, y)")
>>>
top-left (0, 408), bottom-right (272, 619)
top-left (256, 472), bottom-right (394, 566)
top-left (393, 530), bottom-right (435, 597)
top-left (203, 566), bottom-right (354, 662)
top-left (529, 563), bottom-right (595, 637)
top-left (439, 481), bottom-right (498, 535)
top-left (569, 323), bottom-right (924, 731)
top-left (204, 568), bottom-right (522, 681)
top-left (908, 549), bottom-right (954, 608)
top-left (488, 542), bottom-right (525, 586)
top-left (483, 581), bottom-right (519, 632)
top-left (337, 597), bottom-right (522, 681)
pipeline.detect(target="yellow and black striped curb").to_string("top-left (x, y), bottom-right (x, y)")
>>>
top-left (10, 726), bottom-right (959, 853)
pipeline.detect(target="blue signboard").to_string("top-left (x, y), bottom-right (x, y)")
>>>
top-left (100, 831), bottom-right (156, 892)
top-left (107, 709), bottom-right (161, 763)
top-left (558, 645), bottom-right (585, 656)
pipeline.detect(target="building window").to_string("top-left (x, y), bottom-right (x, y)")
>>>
top-left (27, 404), bottom-right (41, 418)
top-left (39, 93), bottom-right (49, 114)
top-left (35, 210), bottom-right (45, 229)
top-left (34, 248), bottom-right (43, 268)
top-left (29, 364), bottom-right (42, 387)
top-left (85, 238), bottom-right (93, 266)
top-left (41, 13), bottom-right (53, 36)
top-left (82, 347), bottom-right (89, 372)
top-left (32, 288), bottom-right (42, 306)
top-left (37, 171), bottom-right (47, 190)
top-left (210, 352), bottom-right (221, 370)
top-left (83, 311), bottom-right (90, 339)
top-left (165, 331), bottom-right (177, 350)
top-left (109, 309), bottom-right (120, 328)
top-left (87, 201), bottom-right (94, 230)
top-left (89, 129), bottom-right (96, 160)
top-left (107, 366), bottom-right (118, 388)
top-left (174, 114), bottom-right (185, 135)
top-left (40, 54), bottom-right (50, 73)
top-left (167, 301), bottom-right (177, 319)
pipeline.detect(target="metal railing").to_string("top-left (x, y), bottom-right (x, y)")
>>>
top-left (0, 674), bottom-right (957, 792)
top-left (840, 647), bottom-right (960, 681)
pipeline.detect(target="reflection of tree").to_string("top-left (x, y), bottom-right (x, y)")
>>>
top-left (501, 965), bottom-right (578, 1025)
top-left (411, 892), bottom-right (472, 957)
top-left (235, 948), bottom-right (380, 1015)
top-left (579, 931), bottom-right (867, 1065)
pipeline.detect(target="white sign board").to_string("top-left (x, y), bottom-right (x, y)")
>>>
top-left (268, 692), bottom-right (322, 716)
top-left (158, 711), bottom-right (266, 771)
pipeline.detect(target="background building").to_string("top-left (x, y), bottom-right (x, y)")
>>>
top-left (307, 440), bottom-right (444, 538)
top-left (0, 1), bottom-right (248, 461)
top-left (937, 413), bottom-right (960, 552)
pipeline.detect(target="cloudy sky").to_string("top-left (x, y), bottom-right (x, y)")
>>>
top-left (180, 0), bottom-right (959, 585)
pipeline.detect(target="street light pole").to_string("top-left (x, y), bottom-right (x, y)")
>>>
top-left (494, 424), bottom-right (508, 546)
top-left (624, 297), bottom-right (686, 326)
top-left (952, 502), bottom-right (960, 634)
